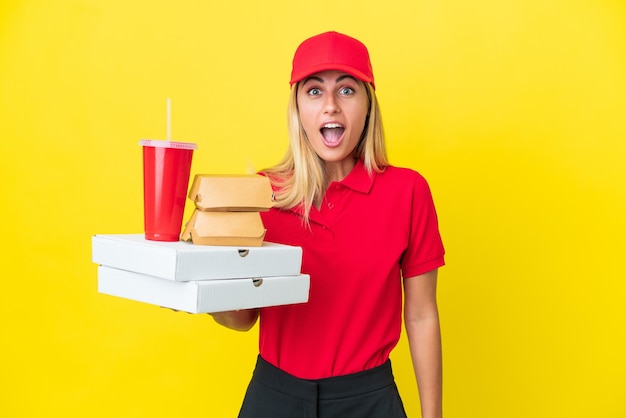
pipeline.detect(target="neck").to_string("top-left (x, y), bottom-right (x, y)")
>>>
top-left (324, 158), bottom-right (357, 182)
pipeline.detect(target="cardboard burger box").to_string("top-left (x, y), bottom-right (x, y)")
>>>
top-left (98, 265), bottom-right (310, 314)
top-left (182, 174), bottom-right (274, 246)
top-left (92, 234), bottom-right (303, 282)
top-left (187, 174), bottom-right (274, 211)
top-left (182, 211), bottom-right (266, 247)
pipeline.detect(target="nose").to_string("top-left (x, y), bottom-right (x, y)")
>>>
top-left (323, 94), bottom-right (340, 114)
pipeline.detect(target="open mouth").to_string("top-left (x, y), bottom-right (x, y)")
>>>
top-left (320, 123), bottom-right (345, 147)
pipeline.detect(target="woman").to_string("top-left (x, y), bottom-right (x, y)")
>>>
top-left (211, 31), bottom-right (445, 418)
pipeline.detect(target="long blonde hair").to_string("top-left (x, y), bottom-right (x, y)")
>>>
top-left (262, 81), bottom-right (388, 221)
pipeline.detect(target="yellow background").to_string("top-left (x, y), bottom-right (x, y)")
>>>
top-left (1, 0), bottom-right (625, 417)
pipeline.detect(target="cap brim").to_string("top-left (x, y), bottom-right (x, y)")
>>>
top-left (290, 63), bottom-right (374, 87)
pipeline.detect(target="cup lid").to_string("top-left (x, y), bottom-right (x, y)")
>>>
top-left (139, 139), bottom-right (198, 150)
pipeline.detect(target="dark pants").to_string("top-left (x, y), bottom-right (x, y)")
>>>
top-left (238, 356), bottom-right (407, 418)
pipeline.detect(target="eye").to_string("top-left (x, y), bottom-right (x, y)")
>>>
top-left (339, 87), bottom-right (355, 96)
top-left (307, 88), bottom-right (322, 96)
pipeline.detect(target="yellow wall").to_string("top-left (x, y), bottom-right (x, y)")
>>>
top-left (1, 1), bottom-right (625, 417)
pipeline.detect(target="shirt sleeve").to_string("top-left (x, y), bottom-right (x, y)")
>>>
top-left (400, 173), bottom-right (446, 278)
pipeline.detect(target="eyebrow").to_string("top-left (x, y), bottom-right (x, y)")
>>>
top-left (302, 74), bottom-right (359, 85)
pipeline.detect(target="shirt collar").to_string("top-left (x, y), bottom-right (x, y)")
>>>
top-left (284, 160), bottom-right (377, 221)
top-left (334, 159), bottom-right (375, 194)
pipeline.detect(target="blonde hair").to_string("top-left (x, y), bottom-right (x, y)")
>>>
top-left (262, 82), bottom-right (388, 221)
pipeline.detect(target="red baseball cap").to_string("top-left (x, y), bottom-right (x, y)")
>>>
top-left (290, 31), bottom-right (375, 89)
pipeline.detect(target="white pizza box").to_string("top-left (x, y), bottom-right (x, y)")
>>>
top-left (97, 265), bottom-right (310, 313)
top-left (92, 234), bottom-right (302, 282)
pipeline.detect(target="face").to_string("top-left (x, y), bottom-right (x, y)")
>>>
top-left (297, 70), bottom-right (370, 179)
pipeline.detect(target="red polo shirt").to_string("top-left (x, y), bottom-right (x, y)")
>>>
top-left (259, 160), bottom-right (445, 379)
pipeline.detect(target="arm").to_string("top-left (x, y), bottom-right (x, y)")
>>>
top-left (403, 269), bottom-right (442, 418)
top-left (209, 309), bottom-right (259, 332)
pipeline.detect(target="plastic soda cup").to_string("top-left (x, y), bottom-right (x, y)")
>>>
top-left (140, 139), bottom-right (197, 241)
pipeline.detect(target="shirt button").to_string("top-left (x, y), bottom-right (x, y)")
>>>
top-left (327, 202), bottom-right (334, 209)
